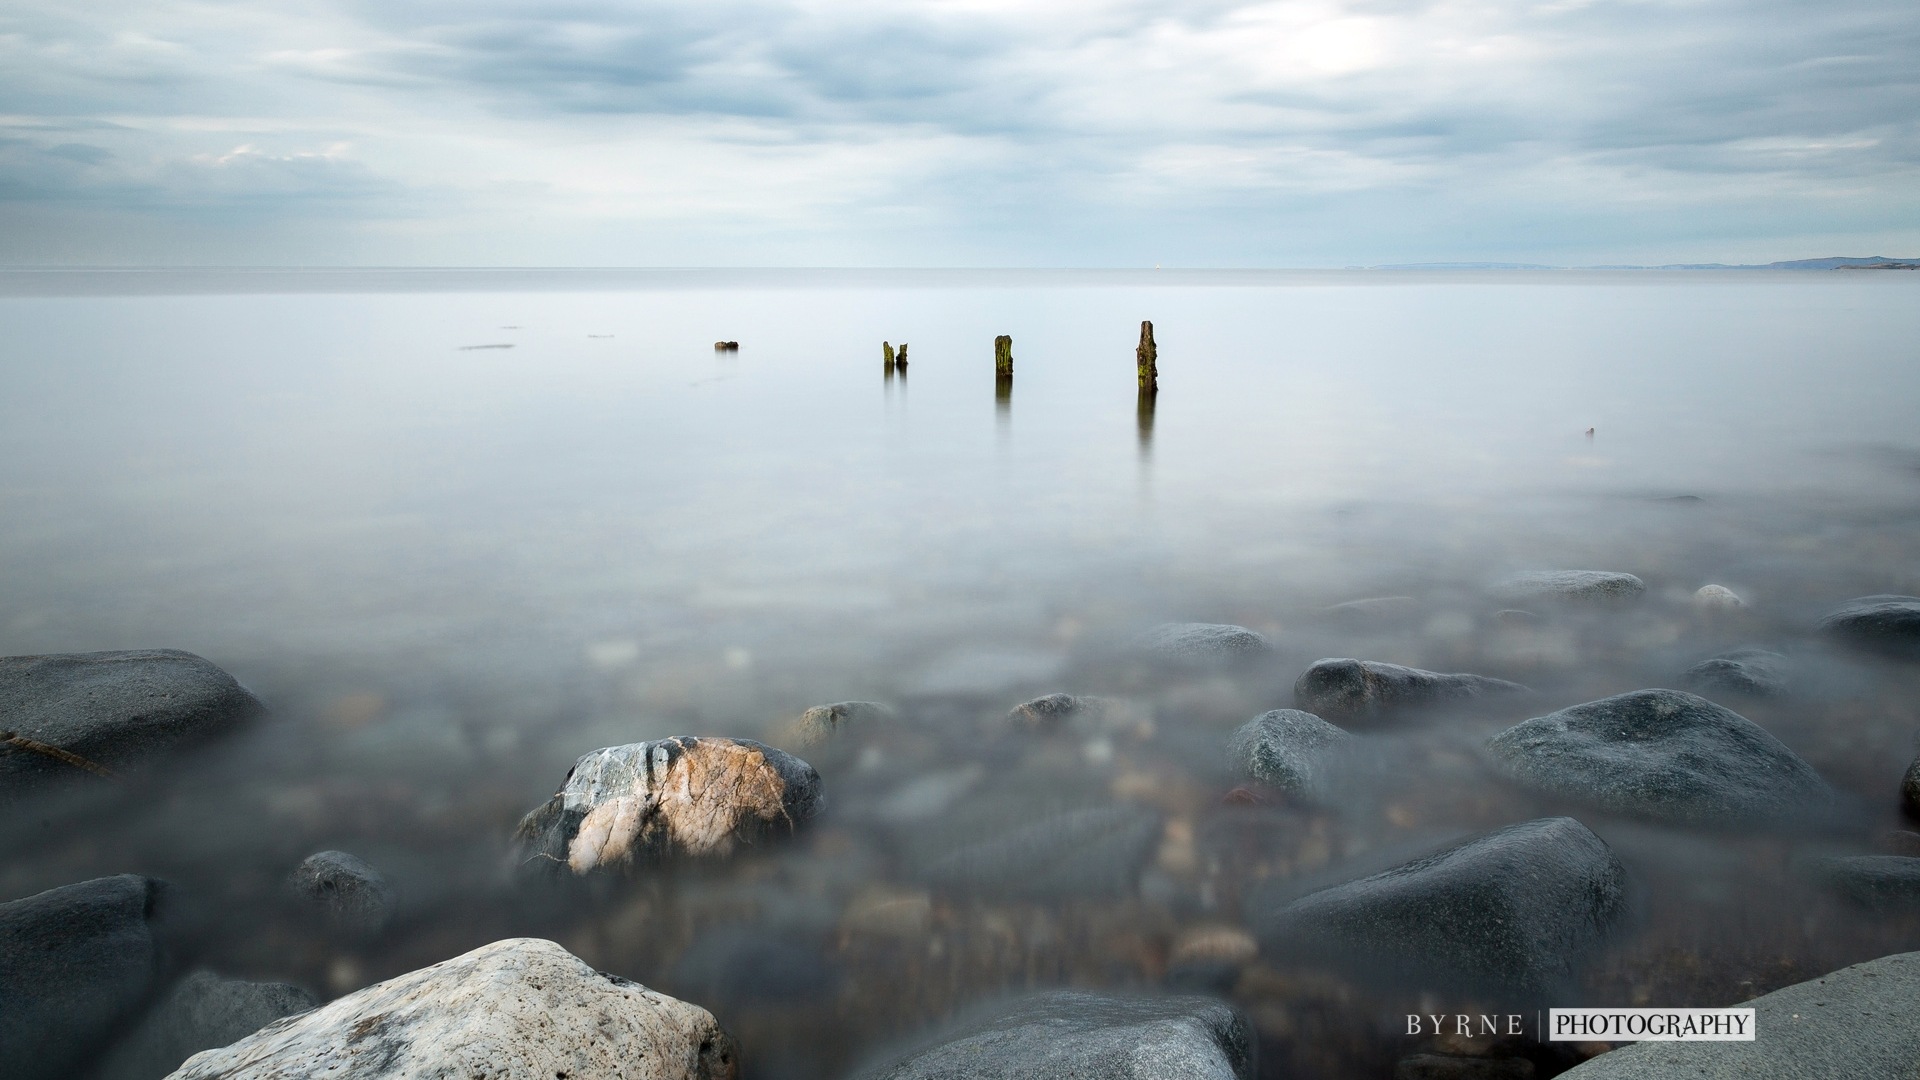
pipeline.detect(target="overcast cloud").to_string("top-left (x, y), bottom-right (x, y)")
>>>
top-left (1, 0), bottom-right (1916, 265)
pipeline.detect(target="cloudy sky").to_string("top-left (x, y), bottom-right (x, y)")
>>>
top-left (2, 0), bottom-right (1916, 266)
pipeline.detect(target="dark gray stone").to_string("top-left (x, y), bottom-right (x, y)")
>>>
top-left (1252, 817), bottom-right (1626, 999)
top-left (0, 650), bottom-right (264, 782)
top-left (915, 804), bottom-right (1163, 901)
top-left (1678, 648), bottom-right (1788, 698)
top-left (1495, 571), bottom-right (1645, 603)
top-left (1293, 659), bottom-right (1528, 722)
top-left (1138, 623), bottom-right (1271, 662)
top-left (852, 990), bottom-right (1253, 1080)
top-left (0, 875), bottom-right (183, 1080)
top-left (1227, 709), bottom-right (1351, 795)
top-left (1810, 855), bottom-right (1920, 909)
top-left (92, 970), bottom-right (315, 1080)
top-left (1558, 949), bottom-right (1920, 1079)
top-left (1904, 757), bottom-right (1920, 818)
top-left (1817, 595), bottom-right (1920, 657)
top-left (288, 852), bottom-right (394, 939)
top-left (1005, 694), bottom-right (1149, 738)
top-left (1486, 689), bottom-right (1832, 826)
top-left (1395, 1054), bottom-right (1535, 1080)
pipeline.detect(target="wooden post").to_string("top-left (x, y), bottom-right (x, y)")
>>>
top-left (896, 342), bottom-right (908, 370)
top-left (994, 335), bottom-right (1013, 377)
top-left (883, 341), bottom-right (895, 371)
top-left (1136, 321), bottom-right (1157, 392)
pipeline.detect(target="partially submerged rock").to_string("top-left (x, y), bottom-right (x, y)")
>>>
top-left (1678, 648), bottom-right (1788, 698)
top-left (515, 737), bottom-right (822, 875)
top-left (1559, 949), bottom-right (1920, 1079)
top-left (1495, 571), bottom-right (1645, 603)
top-left (0, 650), bottom-right (264, 783)
top-left (1486, 689), bottom-right (1831, 826)
top-left (795, 701), bottom-right (896, 746)
top-left (287, 851), bottom-right (395, 938)
top-left (1252, 817), bottom-right (1626, 999)
top-left (1005, 694), bottom-right (1152, 739)
top-left (1228, 709), bottom-right (1352, 795)
top-left (93, 971), bottom-right (315, 1080)
top-left (1818, 595), bottom-right (1920, 657)
top-left (1293, 658), bottom-right (1527, 722)
top-left (1809, 855), bottom-right (1920, 910)
top-left (1692, 584), bottom-right (1745, 610)
top-left (0, 875), bottom-right (184, 1080)
top-left (1138, 622), bottom-right (1272, 663)
top-left (1322, 596), bottom-right (1419, 625)
top-left (1904, 757), bottom-right (1920, 818)
top-left (167, 938), bottom-right (736, 1079)
top-left (852, 989), bottom-right (1253, 1080)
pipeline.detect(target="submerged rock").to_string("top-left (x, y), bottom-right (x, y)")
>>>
top-left (1817, 595), bottom-right (1920, 657)
top-left (1904, 758), bottom-right (1920, 818)
top-left (1559, 950), bottom-right (1920, 1079)
top-left (287, 851), bottom-right (395, 938)
top-left (1322, 596), bottom-right (1420, 625)
top-left (0, 650), bottom-right (264, 783)
top-left (914, 804), bottom-right (1163, 901)
top-left (795, 701), bottom-right (896, 746)
top-left (1692, 584), bottom-right (1745, 611)
top-left (1228, 709), bottom-right (1352, 795)
top-left (167, 938), bottom-right (736, 1080)
top-left (94, 971), bottom-right (315, 1080)
top-left (1810, 855), bottom-right (1920, 910)
top-left (1006, 694), bottom-right (1152, 739)
top-left (0, 875), bottom-right (184, 1080)
top-left (1495, 571), bottom-right (1645, 603)
top-left (515, 737), bottom-right (822, 875)
top-left (1293, 658), bottom-right (1528, 722)
top-left (1138, 622), bottom-right (1272, 662)
top-left (1252, 817), bottom-right (1626, 999)
top-left (852, 989), bottom-right (1253, 1080)
top-left (1678, 647), bottom-right (1789, 698)
top-left (1486, 689), bottom-right (1830, 826)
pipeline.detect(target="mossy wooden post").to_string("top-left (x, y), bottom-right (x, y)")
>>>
top-left (994, 335), bottom-right (1013, 378)
top-left (883, 341), bottom-right (895, 372)
top-left (896, 342), bottom-right (908, 371)
top-left (1136, 320), bottom-right (1158, 392)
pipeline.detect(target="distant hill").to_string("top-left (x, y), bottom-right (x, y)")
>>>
top-left (1605, 256), bottom-right (1920, 270)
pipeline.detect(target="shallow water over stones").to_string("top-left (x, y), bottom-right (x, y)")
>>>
top-left (2, 272), bottom-right (1920, 1078)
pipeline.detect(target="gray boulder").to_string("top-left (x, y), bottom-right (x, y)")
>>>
top-left (1495, 571), bottom-right (1645, 603)
top-left (1904, 757), bottom-right (1920, 818)
top-left (1817, 595), bottom-right (1920, 657)
top-left (1559, 949), bottom-right (1920, 1079)
top-left (1678, 648), bottom-right (1788, 698)
top-left (287, 852), bottom-right (394, 938)
top-left (795, 701), bottom-right (896, 746)
top-left (1293, 658), bottom-right (1527, 722)
top-left (1138, 623), bottom-right (1272, 662)
top-left (0, 650), bottom-right (264, 783)
top-left (1252, 817), bottom-right (1626, 999)
top-left (1810, 855), bottom-right (1920, 910)
top-left (1006, 694), bottom-right (1151, 738)
top-left (914, 804), bottom-right (1163, 901)
top-left (1228, 709), bottom-right (1352, 795)
top-left (93, 971), bottom-right (315, 1080)
top-left (1486, 689), bottom-right (1831, 826)
top-left (166, 938), bottom-right (736, 1080)
top-left (852, 990), bottom-right (1253, 1080)
top-left (0, 875), bottom-right (184, 1080)
top-left (515, 736), bottom-right (822, 875)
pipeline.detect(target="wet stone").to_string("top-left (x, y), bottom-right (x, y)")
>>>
top-left (851, 989), bottom-right (1254, 1080)
top-left (514, 736), bottom-right (823, 876)
top-left (93, 970), bottom-right (316, 1080)
top-left (0, 650), bottom-right (265, 783)
top-left (0, 875), bottom-right (184, 1080)
top-left (1395, 1054), bottom-right (1535, 1080)
top-left (167, 938), bottom-right (736, 1080)
top-left (1486, 689), bottom-right (1832, 827)
top-left (1322, 596), bottom-right (1420, 626)
top-left (1904, 758), bottom-right (1920, 818)
top-left (913, 803), bottom-right (1164, 901)
top-left (287, 851), bottom-right (395, 939)
top-left (1293, 659), bottom-right (1527, 722)
top-left (1228, 709), bottom-right (1352, 796)
top-left (1691, 584), bottom-right (1745, 611)
top-left (1677, 648), bottom-right (1788, 698)
top-left (1251, 817), bottom-right (1627, 1000)
top-left (1810, 855), bottom-right (1920, 910)
top-left (796, 701), bottom-right (896, 746)
top-left (1006, 694), bottom-right (1152, 739)
top-left (1495, 571), bottom-right (1645, 603)
top-left (1817, 595), bottom-right (1920, 657)
top-left (1138, 622), bottom-right (1272, 663)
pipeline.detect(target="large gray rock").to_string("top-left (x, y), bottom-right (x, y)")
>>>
top-left (852, 990), bottom-right (1253, 1080)
top-left (0, 650), bottom-right (264, 782)
top-left (1559, 949), bottom-right (1920, 1079)
top-left (1228, 709), bottom-right (1352, 795)
top-left (1293, 658), bottom-right (1527, 722)
top-left (0, 875), bottom-right (184, 1080)
top-left (1495, 571), bottom-right (1645, 603)
top-left (914, 804), bottom-right (1163, 901)
top-left (94, 971), bottom-right (316, 1080)
top-left (1252, 817), bottom-right (1626, 999)
top-left (1817, 595), bottom-right (1920, 657)
top-left (514, 736), bottom-right (822, 875)
top-left (1810, 855), bottom-right (1920, 910)
top-left (287, 852), bottom-right (394, 938)
top-left (1678, 648), bottom-right (1788, 698)
top-left (166, 938), bottom-right (735, 1079)
top-left (1486, 689), bottom-right (1832, 826)
top-left (1138, 623), bottom-right (1272, 663)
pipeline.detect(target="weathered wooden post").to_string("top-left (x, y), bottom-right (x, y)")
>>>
top-left (994, 335), bottom-right (1013, 378)
top-left (1136, 320), bottom-right (1157, 392)
top-left (883, 341), bottom-right (895, 372)
top-left (895, 342), bottom-right (908, 371)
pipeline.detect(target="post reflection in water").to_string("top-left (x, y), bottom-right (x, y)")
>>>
top-left (1136, 387), bottom-right (1156, 460)
top-left (995, 372), bottom-right (1012, 435)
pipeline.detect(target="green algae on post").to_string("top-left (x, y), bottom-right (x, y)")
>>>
top-left (994, 334), bottom-right (1013, 377)
top-left (1137, 320), bottom-right (1158, 391)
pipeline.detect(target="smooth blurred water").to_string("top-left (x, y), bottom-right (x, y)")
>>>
top-left (3, 269), bottom-right (1920, 1079)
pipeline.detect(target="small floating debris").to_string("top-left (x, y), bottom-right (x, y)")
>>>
top-left (458, 343), bottom-right (515, 351)
top-left (713, 340), bottom-right (739, 351)
top-left (587, 334), bottom-right (614, 339)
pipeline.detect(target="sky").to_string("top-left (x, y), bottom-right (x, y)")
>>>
top-left (1, 0), bottom-right (1917, 267)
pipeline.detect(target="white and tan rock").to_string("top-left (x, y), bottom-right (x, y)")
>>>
top-left (515, 737), bottom-right (823, 875)
top-left (794, 701), bottom-right (896, 746)
top-left (1692, 584), bottom-right (1745, 611)
top-left (166, 938), bottom-right (737, 1080)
